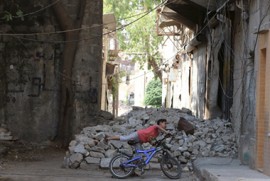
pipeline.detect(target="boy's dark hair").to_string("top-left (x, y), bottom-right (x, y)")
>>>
top-left (157, 119), bottom-right (167, 125)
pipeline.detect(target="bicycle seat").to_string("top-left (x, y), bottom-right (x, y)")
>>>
top-left (127, 140), bottom-right (139, 145)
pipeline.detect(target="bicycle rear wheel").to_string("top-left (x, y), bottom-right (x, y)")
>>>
top-left (160, 152), bottom-right (181, 179)
top-left (109, 154), bottom-right (135, 178)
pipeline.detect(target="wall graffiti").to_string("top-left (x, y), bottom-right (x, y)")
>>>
top-left (28, 77), bottom-right (42, 97)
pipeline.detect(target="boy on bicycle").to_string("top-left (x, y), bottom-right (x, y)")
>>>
top-left (105, 119), bottom-right (170, 145)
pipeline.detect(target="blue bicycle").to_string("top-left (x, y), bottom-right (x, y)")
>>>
top-left (109, 134), bottom-right (182, 179)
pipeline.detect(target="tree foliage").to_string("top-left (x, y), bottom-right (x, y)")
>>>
top-left (103, 0), bottom-right (163, 79)
top-left (144, 78), bottom-right (162, 107)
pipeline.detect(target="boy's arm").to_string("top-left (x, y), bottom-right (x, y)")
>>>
top-left (156, 125), bottom-right (169, 134)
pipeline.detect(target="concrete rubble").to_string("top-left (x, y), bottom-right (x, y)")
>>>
top-left (63, 107), bottom-right (238, 171)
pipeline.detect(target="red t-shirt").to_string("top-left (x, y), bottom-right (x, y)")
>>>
top-left (137, 125), bottom-right (159, 143)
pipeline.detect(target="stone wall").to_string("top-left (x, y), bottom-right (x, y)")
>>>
top-left (232, 0), bottom-right (262, 168)
top-left (0, 0), bottom-right (102, 142)
top-left (0, 25), bottom-right (61, 141)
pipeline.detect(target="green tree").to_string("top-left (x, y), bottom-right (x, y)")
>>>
top-left (103, 0), bottom-right (163, 80)
top-left (144, 79), bottom-right (162, 107)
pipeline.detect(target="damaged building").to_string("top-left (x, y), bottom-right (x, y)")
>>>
top-left (157, 0), bottom-right (270, 176)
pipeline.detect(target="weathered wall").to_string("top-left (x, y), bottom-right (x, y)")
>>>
top-left (160, 0), bottom-right (269, 171)
top-left (0, 21), bottom-right (61, 141)
top-left (190, 45), bottom-right (207, 118)
top-left (0, 0), bottom-right (102, 142)
top-left (231, 0), bottom-right (270, 168)
top-left (72, 0), bottom-right (103, 131)
top-left (177, 56), bottom-right (190, 110)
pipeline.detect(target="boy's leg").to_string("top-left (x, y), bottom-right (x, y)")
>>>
top-left (106, 135), bottom-right (120, 141)
top-left (120, 132), bottom-right (139, 142)
top-left (106, 132), bottom-right (139, 142)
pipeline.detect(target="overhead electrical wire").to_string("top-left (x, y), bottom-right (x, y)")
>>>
top-left (0, 0), bottom-right (170, 84)
top-left (12, 0), bottom-right (61, 18)
top-left (0, 0), bottom-right (168, 38)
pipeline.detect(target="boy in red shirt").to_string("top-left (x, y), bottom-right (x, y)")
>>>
top-left (105, 119), bottom-right (169, 144)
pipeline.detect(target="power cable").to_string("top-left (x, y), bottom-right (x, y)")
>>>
top-left (12, 0), bottom-right (61, 18)
top-left (15, 1), bottom-right (169, 84)
top-left (0, 1), bottom-right (169, 46)
top-left (0, 0), bottom-right (168, 37)
top-left (116, 51), bottom-right (180, 84)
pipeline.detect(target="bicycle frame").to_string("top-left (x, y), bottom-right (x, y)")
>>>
top-left (109, 135), bottom-right (182, 179)
top-left (121, 147), bottom-right (160, 168)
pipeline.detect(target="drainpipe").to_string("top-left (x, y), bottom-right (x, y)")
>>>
top-left (185, 33), bottom-right (206, 53)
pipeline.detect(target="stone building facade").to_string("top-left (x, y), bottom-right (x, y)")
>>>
top-left (0, 0), bottom-right (102, 142)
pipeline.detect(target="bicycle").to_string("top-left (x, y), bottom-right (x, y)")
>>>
top-left (108, 134), bottom-right (182, 179)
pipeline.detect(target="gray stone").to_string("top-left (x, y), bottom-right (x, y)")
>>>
top-left (74, 144), bottom-right (88, 154)
top-left (194, 140), bottom-right (206, 148)
top-left (75, 135), bottom-right (96, 146)
top-left (105, 149), bottom-right (117, 158)
top-left (149, 163), bottom-right (160, 169)
top-left (178, 139), bottom-right (185, 146)
top-left (93, 132), bottom-right (105, 140)
top-left (128, 117), bottom-right (141, 126)
top-left (183, 151), bottom-right (191, 158)
top-left (89, 151), bottom-right (105, 158)
top-left (178, 156), bottom-right (188, 163)
top-left (212, 144), bottom-right (225, 152)
top-left (192, 148), bottom-right (199, 155)
top-left (173, 150), bottom-right (182, 157)
top-left (69, 153), bottom-right (83, 164)
top-left (178, 146), bottom-right (188, 151)
top-left (100, 158), bottom-right (112, 168)
top-left (85, 157), bottom-right (101, 164)
top-left (89, 146), bottom-right (105, 153)
top-left (96, 140), bottom-right (109, 150)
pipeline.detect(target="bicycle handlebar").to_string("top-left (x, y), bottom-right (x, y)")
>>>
top-left (154, 133), bottom-right (175, 148)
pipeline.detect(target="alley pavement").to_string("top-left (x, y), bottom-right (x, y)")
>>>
top-left (193, 157), bottom-right (270, 181)
top-left (0, 152), bottom-right (197, 181)
top-left (1, 151), bottom-right (270, 181)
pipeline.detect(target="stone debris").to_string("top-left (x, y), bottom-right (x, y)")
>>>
top-left (0, 124), bottom-right (14, 141)
top-left (64, 107), bottom-right (238, 171)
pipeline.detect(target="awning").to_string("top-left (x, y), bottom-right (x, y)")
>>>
top-left (159, 6), bottom-right (197, 31)
top-left (164, 0), bottom-right (207, 30)
top-left (159, 0), bottom-right (227, 30)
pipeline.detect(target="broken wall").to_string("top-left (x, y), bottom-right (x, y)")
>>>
top-left (231, 0), bottom-right (270, 169)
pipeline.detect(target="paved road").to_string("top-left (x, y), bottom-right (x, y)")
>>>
top-left (0, 155), bottom-right (198, 181)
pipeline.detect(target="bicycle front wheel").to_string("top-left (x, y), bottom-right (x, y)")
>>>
top-left (160, 152), bottom-right (181, 179)
top-left (109, 154), bottom-right (135, 179)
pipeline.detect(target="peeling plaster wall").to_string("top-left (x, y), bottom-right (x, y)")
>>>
top-left (72, 0), bottom-right (102, 131)
top-left (174, 45), bottom-right (206, 119)
top-left (179, 57), bottom-right (191, 109)
top-left (191, 46), bottom-right (207, 118)
top-left (231, 0), bottom-right (270, 168)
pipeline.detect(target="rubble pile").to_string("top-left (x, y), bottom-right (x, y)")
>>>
top-left (64, 107), bottom-right (238, 170)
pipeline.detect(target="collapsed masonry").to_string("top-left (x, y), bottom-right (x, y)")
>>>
top-left (63, 107), bottom-right (238, 171)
